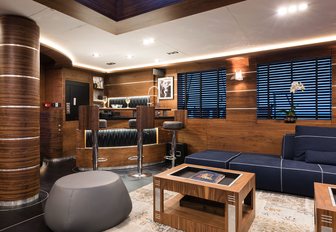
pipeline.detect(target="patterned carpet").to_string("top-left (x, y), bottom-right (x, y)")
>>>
top-left (106, 184), bottom-right (314, 232)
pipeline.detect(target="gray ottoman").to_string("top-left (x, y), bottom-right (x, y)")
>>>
top-left (44, 171), bottom-right (132, 232)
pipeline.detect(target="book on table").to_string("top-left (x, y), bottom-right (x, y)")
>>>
top-left (190, 170), bottom-right (225, 184)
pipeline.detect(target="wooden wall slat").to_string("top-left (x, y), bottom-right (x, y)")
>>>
top-left (105, 45), bottom-right (336, 157)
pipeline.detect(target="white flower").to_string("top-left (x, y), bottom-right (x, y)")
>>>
top-left (290, 81), bottom-right (305, 93)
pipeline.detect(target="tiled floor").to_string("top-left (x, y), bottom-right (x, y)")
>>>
top-left (0, 159), bottom-right (169, 232)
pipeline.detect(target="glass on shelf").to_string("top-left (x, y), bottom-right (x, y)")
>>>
top-left (102, 96), bottom-right (108, 108)
top-left (125, 97), bottom-right (131, 108)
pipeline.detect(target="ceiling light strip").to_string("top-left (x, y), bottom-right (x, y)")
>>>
top-left (40, 35), bottom-right (336, 74)
top-left (227, 89), bottom-right (257, 93)
top-left (106, 35), bottom-right (336, 73)
top-left (0, 44), bottom-right (39, 51)
top-left (0, 75), bottom-right (39, 80)
top-left (0, 106), bottom-right (40, 108)
top-left (0, 136), bottom-right (39, 141)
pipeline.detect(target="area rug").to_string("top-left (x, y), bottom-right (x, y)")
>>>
top-left (106, 184), bottom-right (314, 232)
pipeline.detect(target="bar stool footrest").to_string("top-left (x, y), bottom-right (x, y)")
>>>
top-left (165, 155), bottom-right (176, 161)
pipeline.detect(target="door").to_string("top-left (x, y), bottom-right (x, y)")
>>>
top-left (65, 80), bottom-right (90, 121)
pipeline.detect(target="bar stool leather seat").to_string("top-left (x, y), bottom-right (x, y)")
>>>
top-left (128, 119), bottom-right (137, 129)
top-left (163, 121), bottom-right (184, 130)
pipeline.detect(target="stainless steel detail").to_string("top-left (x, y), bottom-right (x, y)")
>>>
top-left (228, 204), bottom-right (236, 232)
top-left (0, 193), bottom-right (39, 207)
top-left (92, 130), bottom-right (99, 170)
top-left (0, 74), bottom-right (39, 80)
top-left (129, 130), bottom-right (152, 178)
top-left (155, 188), bottom-right (161, 211)
top-left (0, 106), bottom-right (40, 108)
top-left (0, 165), bottom-right (39, 172)
top-left (0, 44), bottom-right (39, 51)
top-left (321, 226), bottom-right (332, 232)
top-left (0, 136), bottom-right (39, 141)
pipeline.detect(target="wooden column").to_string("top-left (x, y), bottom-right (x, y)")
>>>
top-left (0, 15), bottom-right (40, 205)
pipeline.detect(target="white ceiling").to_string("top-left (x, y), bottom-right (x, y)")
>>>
top-left (0, 0), bottom-right (336, 73)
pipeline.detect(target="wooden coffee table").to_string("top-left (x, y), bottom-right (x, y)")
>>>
top-left (153, 163), bottom-right (255, 232)
top-left (314, 182), bottom-right (336, 232)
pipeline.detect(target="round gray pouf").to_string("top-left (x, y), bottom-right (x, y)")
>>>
top-left (44, 171), bottom-right (132, 232)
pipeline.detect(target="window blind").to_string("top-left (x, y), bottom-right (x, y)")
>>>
top-left (257, 57), bottom-right (332, 120)
top-left (177, 68), bottom-right (226, 118)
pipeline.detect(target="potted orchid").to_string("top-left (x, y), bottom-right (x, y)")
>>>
top-left (282, 81), bottom-right (305, 123)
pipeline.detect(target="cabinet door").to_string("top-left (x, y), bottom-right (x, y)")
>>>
top-left (65, 80), bottom-right (90, 121)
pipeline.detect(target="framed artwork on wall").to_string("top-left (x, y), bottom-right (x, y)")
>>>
top-left (158, 77), bottom-right (174, 100)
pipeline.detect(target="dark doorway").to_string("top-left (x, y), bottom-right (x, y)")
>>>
top-left (65, 80), bottom-right (90, 121)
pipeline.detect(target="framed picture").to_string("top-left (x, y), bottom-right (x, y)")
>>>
top-left (158, 77), bottom-right (174, 100)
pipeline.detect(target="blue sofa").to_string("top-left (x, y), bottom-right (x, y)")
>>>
top-left (185, 126), bottom-right (336, 197)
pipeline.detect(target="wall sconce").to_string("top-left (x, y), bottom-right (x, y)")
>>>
top-left (234, 70), bottom-right (243, 81)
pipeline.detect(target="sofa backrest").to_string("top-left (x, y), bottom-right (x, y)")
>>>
top-left (281, 134), bottom-right (295, 160)
top-left (108, 96), bottom-right (149, 108)
top-left (293, 125), bottom-right (336, 161)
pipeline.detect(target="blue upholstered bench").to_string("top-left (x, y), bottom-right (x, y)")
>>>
top-left (229, 153), bottom-right (282, 192)
top-left (185, 150), bottom-right (240, 169)
top-left (185, 125), bottom-right (336, 197)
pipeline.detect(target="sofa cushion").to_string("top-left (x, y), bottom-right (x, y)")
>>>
top-left (281, 134), bottom-right (295, 160)
top-left (294, 126), bottom-right (336, 161)
top-left (185, 150), bottom-right (240, 169)
top-left (229, 153), bottom-right (282, 192)
top-left (305, 150), bottom-right (336, 166)
top-left (319, 164), bottom-right (336, 185)
top-left (282, 159), bottom-right (322, 197)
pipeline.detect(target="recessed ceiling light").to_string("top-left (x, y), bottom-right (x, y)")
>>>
top-left (298, 3), bottom-right (308, 11)
top-left (127, 54), bottom-right (134, 59)
top-left (106, 62), bottom-right (116, 65)
top-left (288, 5), bottom-right (297, 13)
top-left (277, 3), bottom-right (308, 16)
top-left (154, 59), bottom-right (160, 63)
top-left (143, 38), bottom-right (155, 46)
top-left (92, 53), bottom-right (100, 58)
top-left (277, 7), bottom-right (287, 16)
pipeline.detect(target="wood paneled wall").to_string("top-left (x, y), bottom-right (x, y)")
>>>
top-left (105, 45), bottom-right (336, 156)
top-left (41, 67), bottom-right (94, 158)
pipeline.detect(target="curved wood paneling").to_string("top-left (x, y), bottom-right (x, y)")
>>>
top-left (0, 166), bottom-right (40, 201)
top-left (40, 45), bottom-right (72, 67)
top-left (0, 46), bottom-right (39, 77)
top-left (0, 139), bottom-right (39, 169)
top-left (0, 108), bottom-right (39, 138)
top-left (0, 77), bottom-right (39, 105)
top-left (0, 15), bottom-right (40, 204)
top-left (0, 15), bottom-right (39, 49)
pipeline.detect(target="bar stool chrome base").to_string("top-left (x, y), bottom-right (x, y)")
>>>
top-left (128, 172), bottom-right (152, 178)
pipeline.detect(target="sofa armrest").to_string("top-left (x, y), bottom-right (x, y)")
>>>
top-left (281, 134), bottom-right (295, 160)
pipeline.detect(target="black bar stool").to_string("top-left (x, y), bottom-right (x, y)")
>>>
top-left (163, 110), bottom-right (186, 168)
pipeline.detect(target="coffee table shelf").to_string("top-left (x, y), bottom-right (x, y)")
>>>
top-left (153, 163), bottom-right (255, 232)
